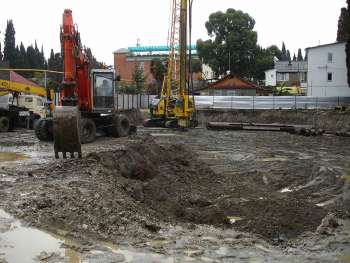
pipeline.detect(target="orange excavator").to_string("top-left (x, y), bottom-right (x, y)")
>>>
top-left (35, 9), bottom-right (130, 158)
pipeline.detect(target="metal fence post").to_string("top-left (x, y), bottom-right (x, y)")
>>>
top-left (273, 95), bottom-right (275, 110)
top-left (252, 96), bottom-right (255, 111)
top-left (294, 95), bottom-right (297, 111)
top-left (122, 94), bottom-right (125, 109)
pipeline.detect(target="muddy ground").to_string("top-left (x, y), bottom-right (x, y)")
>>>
top-left (0, 128), bottom-right (350, 262)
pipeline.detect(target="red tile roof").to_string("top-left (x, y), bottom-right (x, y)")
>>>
top-left (209, 75), bottom-right (258, 90)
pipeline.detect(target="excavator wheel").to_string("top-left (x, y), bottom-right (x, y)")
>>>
top-left (107, 114), bottom-right (130, 137)
top-left (80, 118), bottom-right (96, 144)
top-left (35, 118), bottom-right (53, 142)
top-left (53, 107), bottom-right (82, 159)
top-left (0, 116), bottom-right (10, 132)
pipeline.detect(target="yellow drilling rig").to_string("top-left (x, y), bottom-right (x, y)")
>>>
top-left (144, 0), bottom-right (197, 128)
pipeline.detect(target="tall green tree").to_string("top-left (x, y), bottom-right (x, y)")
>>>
top-left (3, 20), bottom-right (17, 67)
top-left (281, 42), bottom-right (287, 61)
top-left (286, 50), bottom-right (291, 62)
top-left (191, 59), bottom-right (203, 73)
top-left (16, 42), bottom-right (27, 69)
top-left (0, 43), bottom-right (3, 61)
top-left (337, 7), bottom-right (349, 42)
top-left (197, 8), bottom-right (257, 77)
top-left (26, 45), bottom-right (36, 69)
top-left (253, 46), bottom-right (275, 80)
top-left (48, 49), bottom-right (55, 70)
top-left (150, 58), bottom-right (166, 93)
top-left (293, 53), bottom-right (297, 61)
top-left (86, 47), bottom-right (104, 71)
top-left (297, 48), bottom-right (303, 61)
top-left (132, 64), bottom-right (145, 93)
top-left (266, 45), bottom-right (282, 61)
top-left (40, 45), bottom-right (46, 69)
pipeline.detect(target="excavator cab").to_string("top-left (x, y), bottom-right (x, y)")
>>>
top-left (91, 69), bottom-right (115, 111)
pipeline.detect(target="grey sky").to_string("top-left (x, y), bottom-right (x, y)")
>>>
top-left (0, 0), bottom-right (346, 65)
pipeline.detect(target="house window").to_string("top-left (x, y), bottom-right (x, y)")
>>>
top-left (327, 72), bottom-right (333, 82)
top-left (328, 53), bottom-right (333, 63)
top-left (24, 97), bottom-right (33, 103)
top-left (277, 73), bottom-right (289, 81)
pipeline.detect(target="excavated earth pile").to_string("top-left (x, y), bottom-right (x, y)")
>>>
top-left (4, 135), bottom-right (334, 244)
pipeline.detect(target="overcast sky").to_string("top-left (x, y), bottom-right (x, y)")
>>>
top-left (0, 0), bottom-right (346, 65)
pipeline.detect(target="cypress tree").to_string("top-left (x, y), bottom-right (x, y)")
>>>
top-left (3, 20), bottom-right (17, 67)
top-left (40, 45), bottom-right (46, 69)
top-left (337, 7), bottom-right (349, 42)
top-left (14, 45), bottom-right (20, 68)
top-left (281, 42), bottom-right (287, 61)
top-left (297, 48), bottom-right (303, 61)
top-left (26, 45), bottom-right (36, 70)
top-left (19, 42), bottom-right (27, 68)
top-left (0, 43), bottom-right (3, 61)
top-left (293, 53), bottom-right (297, 61)
top-left (48, 49), bottom-right (55, 70)
top-left (286, 50), bottom-right (291, 62)
top-left (346, 0), bottom-right (350, 86)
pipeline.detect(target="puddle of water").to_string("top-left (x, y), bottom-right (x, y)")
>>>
top-left (227, 216), bottom-right (243, 224)
top-left (0, 209), bottom-right (82, 263)
top-left (0, 174), bottom-right (16, 183)
top-left (280, 187), bottom-right (293, 193)
top-left (261, 156), bottom-right (288, 162)
top-left (108, 247), bottom-right (176, 263)
top-left (342, 176), bottom-right (350, 182)
top-left (316, 198), bottom-right (337, 207)
top-left (0, 152), bottom-right (28, 162)
top-left (150, 133), bottom-right (180, 137)
top-left (0, 210), bottom-right (64, 263)
top-left (338, 254), bottom-right (350, 263)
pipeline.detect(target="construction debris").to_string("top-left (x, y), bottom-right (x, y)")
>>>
top-left (207, 122), bottom-right (326, 136)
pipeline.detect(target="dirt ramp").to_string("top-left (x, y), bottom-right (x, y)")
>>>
top-left (87, 137), bottom-right (228, 225)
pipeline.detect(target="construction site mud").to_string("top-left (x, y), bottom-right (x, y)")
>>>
top-left (0, 128), bottom-right (350, 262)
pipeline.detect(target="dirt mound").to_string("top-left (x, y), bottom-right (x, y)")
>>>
top-left (7, 137), bottom-right (228, 241)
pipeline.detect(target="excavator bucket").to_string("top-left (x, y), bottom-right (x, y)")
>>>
top-left (53, 106), bottom-right (82, 159)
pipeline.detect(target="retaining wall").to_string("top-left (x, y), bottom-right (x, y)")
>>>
top-left (196, 109), bottom-right (350, 132)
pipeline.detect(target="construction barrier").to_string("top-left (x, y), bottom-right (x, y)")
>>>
top-left (114, 94), bottom-right (350, 111)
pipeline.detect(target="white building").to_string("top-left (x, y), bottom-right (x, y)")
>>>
top-left (265, 69), bottom-right (277, 86)
top-left (306, 42), bottom-right (350, 97)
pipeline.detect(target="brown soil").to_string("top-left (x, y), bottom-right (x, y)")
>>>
top-left (4, 135), bottom-right (331, 242)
